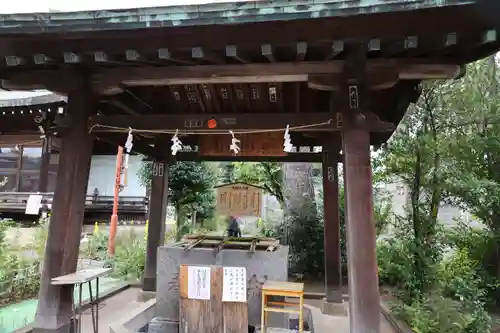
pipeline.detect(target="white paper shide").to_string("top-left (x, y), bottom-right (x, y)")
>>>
top-left (222, 266), bottom-right (247, 302)
top-left (187, 266), bottom-right (211, 300)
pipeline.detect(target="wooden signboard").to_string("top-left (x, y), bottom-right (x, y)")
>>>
top-left (216, 183), bottom-right (262, 217)
top-left (199, 132), bottom-right (286, 156)
top-left (179, 265), bottom-right (248, 333)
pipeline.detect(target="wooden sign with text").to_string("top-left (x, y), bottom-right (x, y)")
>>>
top-left (199, 132), bottom-right (286, 157)
top-left (178, 265), bottom-right (248, 333)
top-left (216, 183), bottom-right (262, 217)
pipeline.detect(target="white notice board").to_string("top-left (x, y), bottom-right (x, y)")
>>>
top-left (222, 266), bottom-right (247, 302)
top-left (187, 266), bottom-right (211, 300)
top-left (25, 194), bottom-right (43, 215)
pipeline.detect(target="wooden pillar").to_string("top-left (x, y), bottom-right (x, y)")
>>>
top-left (322, 145), bottom-right (342, 303)
top-left (143, 159), bottom-right (169, 292)
top-left (343, 128), bottom-right (380, 332)
top-left (342, 42), bottom-right (380, 333)
top-left (15, 145), bottom-right (23, 191)
top-left (33, 86), bottom-right (95, 333)
top-left (38, 137), bottom-right (51, 192)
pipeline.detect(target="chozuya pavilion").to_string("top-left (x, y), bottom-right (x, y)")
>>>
top-left (0, 1), bottom-right (497, 333)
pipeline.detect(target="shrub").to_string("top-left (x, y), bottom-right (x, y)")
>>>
top-left (0, 253), bottom-right (40, 306)
top-left (277, 202), bottom-right (324, 278)
top-left (107, 230), bottom-right (146, 281)
top-left (392, 296), bottom-right (468, 333)
top-left (376, 238), bottom-right (415, 289)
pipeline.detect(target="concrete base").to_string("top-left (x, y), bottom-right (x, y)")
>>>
top-left (142, 277), bottom-right (156, 292)
top-left (138, 290), bottom-right (156, 302)
top-left (320, 299), bottom-right (348, 316)
top-left (32, 319), bottom-right (78, 333)
top-left (109, 299), bottom-right (156, 333)
top-left (157, 245), bottom-right (289, 327)
top-left (147, 317), bottom-right (179, 333)
top-left (256, 328), bottom-right (311, 333)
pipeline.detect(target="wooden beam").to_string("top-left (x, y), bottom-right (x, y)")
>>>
top-left (296, 42), bottom-right (308, 61)
top-left (103, 99), bottom-right (140, 116)
top-left (308, 69), bottom-right (400, 91)
top-left (63, 52), bottom-right (81, 64)
top-left (94, 51), bottom-right (108, 63)
top-left (175, 152), bottom-right (324, 162)
top-left (91, 112), bottom-right (337, 132)
top-left (0, 134), bottom-right (43, 145)
top-left (33, 54), bottom-right (52, 65)
top-left (126, 49), bottom-right (141, 61)
top-left (482, 29), bottom-right (497, 44)
top-left (96, 135), bottom-right (160, 159)
top-left (261, 44), bottom-right (275, 62)
top-left (404, 36), bottom-right (419, 49)
top-left (367, 39), bottom-right (381, 52)
top-left (89, 61), bottom-right (462, 93)
top-left (192, 47), bottom-right (224, 64)
top-left (444, 33), bottom-right (457, 47)
top-left (5, 56), bottom-right (24, 67)
top-left (326, 41), bottom-right (344, 60)
top-left (225, 45), bottom-right (248, 63)
top-left (158, 48), bottom-right (196, 65)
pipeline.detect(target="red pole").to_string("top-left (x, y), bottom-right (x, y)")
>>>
top-left (108, 146), bottom-right (123, 256)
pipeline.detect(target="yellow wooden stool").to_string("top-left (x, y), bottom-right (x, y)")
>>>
top-left (261, 280), bottom-right (304, 333)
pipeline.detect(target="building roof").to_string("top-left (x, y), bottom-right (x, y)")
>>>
top-left (0, 91), bottom-right (65, 108)
top-left (0, 0), bottom-right (474, 34)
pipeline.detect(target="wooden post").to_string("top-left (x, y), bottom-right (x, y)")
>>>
top-left (38, 137), bottom-right (51, 192)
top-left (143, 159), bottom-right (169, 291)
top-left (15, 145), bottom-right (23, 191)
top-left (343, 128), bottom-right (380, 333)
top-left (33, 86), bottom-right (95, 333)
top-left (108, 146), bottom-right (123, 256)
top-left (322, 146), bottom-right (343, 304)
top-left (341, 43), bottom-right (379, 333)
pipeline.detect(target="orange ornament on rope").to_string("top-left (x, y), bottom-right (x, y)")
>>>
top-left (207, 118), bottom-right (217, 129)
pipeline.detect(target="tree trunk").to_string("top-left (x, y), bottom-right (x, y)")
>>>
top-left (281, 162), bottom-right (319, 275)
top-left (175, 203), bottom-right (181, 241)
top-left (282, 163), bottom-right (317, 215)
top-left (191, 206), bottom-right (197, 230)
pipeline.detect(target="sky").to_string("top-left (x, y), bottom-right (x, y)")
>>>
top-left (0, 0), bottom-right (242, 14)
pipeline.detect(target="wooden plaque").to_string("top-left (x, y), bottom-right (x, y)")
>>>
top-left (199, 132), bottom-right (286, 156)
top-left (216, 183), bottom-right (262, 217)
top-left (179, 265), bottom-right (248, 333)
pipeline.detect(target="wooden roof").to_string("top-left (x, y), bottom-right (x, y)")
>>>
top-left (0, 0), bottom-right (497, 159)
top-left (0, 1), bottom-right (475, 34)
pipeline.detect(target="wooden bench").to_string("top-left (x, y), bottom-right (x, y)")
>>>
top-left (261, 280), bottom-right (304, 333)
top-left (51, 267), bottom-right (111, 333)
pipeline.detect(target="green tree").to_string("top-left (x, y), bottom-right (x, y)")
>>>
top-left (138, 161), bottom-right (216, 240)
top-left (232, 162), bottom-right (284, 205)
top-left (377, 80), bottom-right (451, 300)
top-left (438, 58), bottom-right (500, 301)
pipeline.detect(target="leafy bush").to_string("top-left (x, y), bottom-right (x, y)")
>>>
top-left (0, 252), bottom-right (40, 306)
top-left (107, 230), bottom-right (146, 281)
top-left (277, 201), bottom-right (324, 278)
top-left (81, 231), bottom-right (109, 260)
top-left (443, 221), bottom-right (500, 306)
top-left (377, 238), bottom-right (415, 289)
top-left (392, 296), bottom-right (469, 333)
top-left (381, 220), bottom-right (493, 333)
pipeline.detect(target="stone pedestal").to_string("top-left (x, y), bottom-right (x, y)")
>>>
top-left (138, 290), bottom-right (156, 302)
top-left (321, 298), bottom-right (348, 316)
top-left (147, 318), bottom-right (179, 333)
top-left (155, 245), bottom-right (289, 329)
